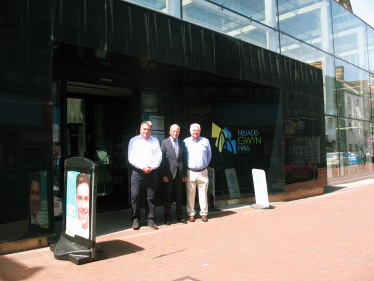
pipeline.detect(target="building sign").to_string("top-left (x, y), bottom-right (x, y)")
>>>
top-left (212, 123), bottom-right (236, 153)
top-left (284, 119), bottom-right (305, 135)
top-left (237, 130), bottom-right (261, 152)
top-left (186, 102), bottom-right (215, 122)
top-left (211, 123), bottom-right (262, 154)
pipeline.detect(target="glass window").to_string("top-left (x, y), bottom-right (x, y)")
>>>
top-left (326, 116), bottom-right (340, 178)
top-left (280, 33), bottom-right (323, 63)
top-left (207, 0), bottom-right (268, 26)
top-left (182, 0), bottom-right (279, 52)
top-left (141, 90), bottom-right (166, 141)
top-left (52, 80), bottom-right (62, 204)
top-left (338, 118), bottom-right (365, 175)
top-left (278, 0), bottom-right (333, 54)
top-left (368, 26), bottom-right (374, 73)
top-left (363, 121), bottom-right (372, 166)
top-left (371, 73), bottom-right (374, 121)
top-left (331, 0), bottom-right (368, 70)
top-left (124, 0), bottom-right (166, 13)
top-left (335, 58), bottom-right (370, 120)
top-left (280, 33), bottom-right (336, 115)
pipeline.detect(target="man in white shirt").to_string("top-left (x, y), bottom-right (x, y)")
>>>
top-left (128, 121), bottom-right (162, 230)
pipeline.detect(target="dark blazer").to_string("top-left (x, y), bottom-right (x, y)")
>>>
top-left (160, 137), bottom-right (186, 180)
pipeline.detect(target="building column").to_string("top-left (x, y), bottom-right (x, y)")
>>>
top-left (265, 0), bottom-right (278, 52)
top-left (166, 0), bottom-right (181, 19)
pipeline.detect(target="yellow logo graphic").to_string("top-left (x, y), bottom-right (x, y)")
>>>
top-left (211, 123), bottom-right (236, 154)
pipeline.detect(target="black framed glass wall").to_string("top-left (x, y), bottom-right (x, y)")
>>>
top-left (183, 86), bottom-right (284, 200)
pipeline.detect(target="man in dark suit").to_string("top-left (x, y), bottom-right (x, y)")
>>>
top-left (160, 124), bottom-right (187, 225)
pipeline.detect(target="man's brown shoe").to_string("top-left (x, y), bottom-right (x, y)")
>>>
top-left (188, 216), bottom-right (195, 222)
top-left (201, 215), bottom-right (208, 222)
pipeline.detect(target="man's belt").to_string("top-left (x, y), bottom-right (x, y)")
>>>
top-left (189, 167), bottom-right (207, 172)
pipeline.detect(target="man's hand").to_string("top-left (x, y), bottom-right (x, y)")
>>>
top-left (163, 176), bottom-right (169, 182)
top-left (182, 177), bottom-right (187, 182)
top-left (143, 166), bottom-right (152, 174)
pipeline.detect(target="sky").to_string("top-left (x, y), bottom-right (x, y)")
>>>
top-left (350, 0), bottom-right (374, 29)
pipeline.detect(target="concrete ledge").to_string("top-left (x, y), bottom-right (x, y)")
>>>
top-left (0, 236), bottom-right (48, 255)
top-left (215, 186), bottom-right (324, 205)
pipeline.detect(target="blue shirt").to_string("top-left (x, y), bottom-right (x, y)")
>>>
top-left (184, 136), bottom-right (212, 170)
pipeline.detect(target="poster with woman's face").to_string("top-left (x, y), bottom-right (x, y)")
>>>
top-left (65, 171), bottom-right (90, 239)
top-left (29, 171), bottom-right (49, 228)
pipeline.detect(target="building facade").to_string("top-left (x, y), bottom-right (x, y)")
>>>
top-left (0, 0), bottom-right (372, 245)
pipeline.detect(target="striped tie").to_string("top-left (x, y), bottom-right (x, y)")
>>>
top-left (173, 139), bottom-right (178, 156)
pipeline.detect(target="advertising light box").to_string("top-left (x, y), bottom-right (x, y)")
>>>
top-left (65, 171), bottom-right (91, 239)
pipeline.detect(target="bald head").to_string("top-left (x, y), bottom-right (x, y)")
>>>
top-left (169, 124), bottom-right (180, 140)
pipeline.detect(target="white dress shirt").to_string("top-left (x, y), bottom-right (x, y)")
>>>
top-left (128, 135), bottom-right (162, 170)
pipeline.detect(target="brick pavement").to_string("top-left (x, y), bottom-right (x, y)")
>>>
top-left (1, 179), bottom-right (374, 281)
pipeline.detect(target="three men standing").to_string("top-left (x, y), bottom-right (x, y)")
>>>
top-left (160, 124), bottom-right (187, 225)
top-left (128, 121), bottom-right (162, 230)
top-left (128, 121), bottom-right (211, 230)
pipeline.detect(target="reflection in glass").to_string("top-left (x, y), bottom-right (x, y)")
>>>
top-left (326, 116), bottom-right (340, 178)
top-left (279, 34), bottom-right (336, 116)
top-left (182, 0), bottom-right (279, 52)
top-left (368, 26), bottom-right (374, 73)
top-left (371, 73), bottom-right (374, 122)
top-left (337, 118), bottom-right (372, 176)
top-left (208, 0), bottom-right (267, 25)
top-left (124, 0), bottom-right (166, 13)
top-left (278, 0), bottom-right (333, 54)
top-left (335, 59), bottom-right (370, 120)
top-left (331, 0), bottom-right (368, 70)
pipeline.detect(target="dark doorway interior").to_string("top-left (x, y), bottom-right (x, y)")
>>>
top-left (65, 83), bottom-right (133, 212)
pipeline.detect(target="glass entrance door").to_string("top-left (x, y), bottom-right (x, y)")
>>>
top-left (67, 85), bottom-right (133, 205)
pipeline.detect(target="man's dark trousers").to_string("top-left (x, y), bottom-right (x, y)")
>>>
top-left (164, 170), bottom-right (183, 221)
top-left (130, 166), bottom-right (157, 223)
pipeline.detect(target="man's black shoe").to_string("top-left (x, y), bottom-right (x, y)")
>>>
top-left (177, 217), bottom-right (187, 224)
top-left (132, 221), bottom-right (140, 230)
top-left (165, 220), bottom-right (171, 226)
top-left (148, 221), bottom-right (158, 230)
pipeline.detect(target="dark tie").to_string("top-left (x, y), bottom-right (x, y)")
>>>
top-left (173, 139), bottom-right (178, 156)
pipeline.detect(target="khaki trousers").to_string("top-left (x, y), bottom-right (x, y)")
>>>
top-left (186, 168), bottom-right (209, 216)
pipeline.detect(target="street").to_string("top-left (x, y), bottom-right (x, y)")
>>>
top-left (1, 179), bottom-right (374, 281)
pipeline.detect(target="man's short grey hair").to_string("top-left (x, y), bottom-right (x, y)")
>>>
top-left (170, 124), bottom-right (180, 131)
top-left (140, 121), bottom-right (153, 128)
top-left (190, 123), bottom-right (201, 132)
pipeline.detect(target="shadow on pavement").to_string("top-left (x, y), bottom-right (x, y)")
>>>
top-left (324, 185), bottom-right (347, 194)
top-left (97, 240), bottom-right (144, 259)
top-left (0, 255), bottom-right (44, 281)
top-left (209, 210), bottom-right (236, 219)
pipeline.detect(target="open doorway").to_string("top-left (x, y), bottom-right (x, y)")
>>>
top-left (66, 82), bottom-right (133, 210)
